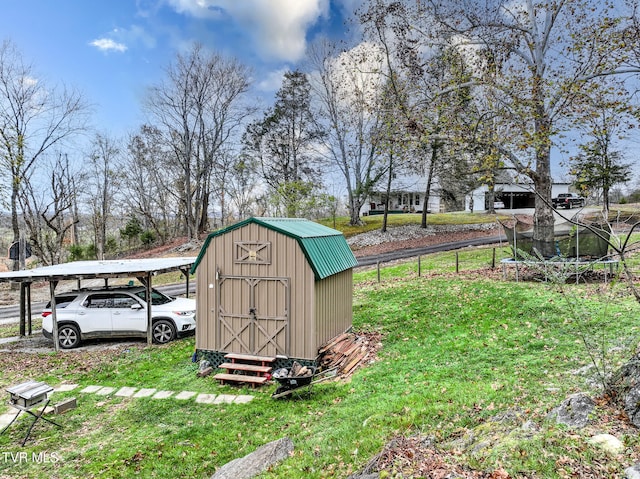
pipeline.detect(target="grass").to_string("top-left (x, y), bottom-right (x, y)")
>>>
top-left (0, 317), bottom-right (42, 339)
top-left (1, 266), bottom-right (640, 478)
top-left (2, 209), bottom-right (640, 477)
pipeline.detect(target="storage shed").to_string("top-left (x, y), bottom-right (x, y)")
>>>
top-left (191, 217), bottom-right (358, 367)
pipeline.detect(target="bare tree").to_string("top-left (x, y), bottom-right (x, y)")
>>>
top-left (123, 125), bottom-right (178, 243)
top-left (226, 152), bottom-right (260, 220)
top-left (362, 0), bottom-right (637, 255)
top-left (211, 146), bottom-right (260, 225)
top-left (144, 43), bottom-right (252, 240)
top-left (85, 133), bottom-right (123, 259)
top-left (308, 40), bottom-right (387, 226)
top-left (360, 6), bottom-right (478, 227)
top-left (19, 153), bottom-right (82, 265)
top-left (0, 40), bottom-right (89, 268)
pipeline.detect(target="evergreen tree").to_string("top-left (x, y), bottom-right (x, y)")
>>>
top-left (245, 70), bottom-right (325, 217)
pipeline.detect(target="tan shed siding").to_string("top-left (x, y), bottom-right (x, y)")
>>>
top-left (195, 253), bottom-right (211, 351)
top-left (196, 223), bottom-right (317, 359)
top-left (314, 268), bottom-right (353, 346)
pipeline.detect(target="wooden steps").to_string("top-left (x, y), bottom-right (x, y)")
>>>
top-left (218, 363), bottom-right (272, 375)
top-left (213, 353), bottom-right (276, 388)
top-left (213, 373), bottom-right (268, 386)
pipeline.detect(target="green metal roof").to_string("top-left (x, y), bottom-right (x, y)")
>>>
top-left (191, 217), bottom-right (358, 280)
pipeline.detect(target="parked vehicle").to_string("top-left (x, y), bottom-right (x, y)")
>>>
top-left (552, 193), bottom-right (585, 209)
top-left (42, 286), bottom-right (196, 349)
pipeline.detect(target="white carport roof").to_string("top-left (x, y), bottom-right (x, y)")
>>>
top-left (0, 257), bottom-right (197, 283)
top-left (0, 257), bottom-right (197, 351)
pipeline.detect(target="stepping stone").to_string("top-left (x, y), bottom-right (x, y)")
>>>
top-left (152, 390), bottom-right (174, 399)
top-left (174, 391), bottom-right (197, 400)
top-left (214, 394), bottom-right (237, 404)
top-left (54, 384), bottom-right (78, 392)
top-left (195, 393), bottom-right (217, 404)
top-left (80, 385), bottom-right (103, 394)
top-left (133, 388), bottom-right (156, 398)
top-left (0, 412), bottom-right (19, 427)
top-left (234, 395), bottom-right (254, 404)
top-left (115, 387), bottom-right (137, 397)
top-left (95, 387), bottom-right (116, 396)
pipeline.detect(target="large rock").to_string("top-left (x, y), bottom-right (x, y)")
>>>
top-left (445, 408), bottom-right (538, 456)
top-left (210, 437), bottom-right (294, 479)
top-left (588, 433), bottom-right (624, 455)
top-left (625, 463), bottom-right (640, 479)
top-left (607, 354), bottom-right (640, 427)
top-left (546, 393), bottom-right (595, 429)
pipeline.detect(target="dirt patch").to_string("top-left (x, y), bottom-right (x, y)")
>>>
top-left (0, 340), bottom-right (146, 387)
top-left (0, 335), bottom-right (143, 354)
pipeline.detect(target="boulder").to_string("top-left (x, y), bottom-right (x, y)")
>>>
top-left (625, 463), bottom-right (640, 479)
top-left (546, 393), bottom-right (595, 429)
top-left (210, 437), bottom-right (294, 479)
top-left (607, 354), bottom-right (640, 427)
top-left (588, 433), bottom-right (624, 455)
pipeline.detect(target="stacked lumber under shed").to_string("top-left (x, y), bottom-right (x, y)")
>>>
top-left (317, 332), bottom-right (380, 376)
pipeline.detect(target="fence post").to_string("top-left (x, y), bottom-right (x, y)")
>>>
top-left (492, 248), bottom-right (496, 269)
top-left (377, 260), bottom-right (381, 283)
top-left (455, 252), bottom-right (459, 274)
top-left (418, 255), bottom-right (421, 277)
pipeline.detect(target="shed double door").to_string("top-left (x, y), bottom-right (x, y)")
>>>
top-left (217, 276), bottom-right (290, 357)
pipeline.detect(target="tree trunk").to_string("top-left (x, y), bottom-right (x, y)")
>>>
top-left (198, 192), bottom-right (209, 234)
top-left (381, 152), bottom-right (394, 233)
top-left (421, 142), bottom-right (438, 228)
top-left (532, 145), bottom-right (556, 258)
top-left (350, 197), bottom-right (365, 226)
top-left (11, 181), bottom-right (20, 272)
top-left (530, 76), bottom-right (556, 258)
top-left (603, 185), bottom-right (610, 218)
top-left (348, 189), bottom-right (361, 226)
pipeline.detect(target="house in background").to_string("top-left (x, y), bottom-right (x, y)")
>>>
top-left (466, 182), bottom-right (572, 212)
top-left (361, 173), bottom-right (443, 216)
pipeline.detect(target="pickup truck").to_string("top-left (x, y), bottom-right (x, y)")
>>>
top-left (552, 193), bottom-right (585, 209)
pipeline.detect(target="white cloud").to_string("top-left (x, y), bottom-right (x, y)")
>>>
top-left (166, 0), bottom-right (330, 62)
top-left (89, 38), bottom-right (128, 53)
top-left (255, 67), bottom-right (289, 92)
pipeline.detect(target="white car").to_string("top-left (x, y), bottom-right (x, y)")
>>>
top-left (42, 286), bottom-right (196, 349)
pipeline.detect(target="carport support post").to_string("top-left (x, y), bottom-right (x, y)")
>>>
top-left (49, 281), bottom-right (59, 352)
top-left (27, 284), bottom-right (32, 336)
top-left (19, 283), bottom-right (26, 336)
top-left (180, 267), bottom-right (191, 298)
top-left (146, 274), bottom-right (153, 346)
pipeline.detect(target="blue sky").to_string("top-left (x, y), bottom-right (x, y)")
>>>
top-left (2, 0), bottom-right (361, 137)
top-left (3, 0), bottom-right (637, 185)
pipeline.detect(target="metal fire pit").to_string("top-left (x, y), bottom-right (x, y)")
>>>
top-left (1, 380), bottom-right (62, 446)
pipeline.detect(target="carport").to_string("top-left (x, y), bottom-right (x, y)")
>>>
top-left (0, 258), bottom-right (196, 351)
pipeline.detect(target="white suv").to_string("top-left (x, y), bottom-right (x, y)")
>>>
top-left (42, 286), bottom-right (196, 349)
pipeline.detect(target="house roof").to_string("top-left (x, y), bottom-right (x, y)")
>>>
top-left (191, 217), bottom-right (358, 280)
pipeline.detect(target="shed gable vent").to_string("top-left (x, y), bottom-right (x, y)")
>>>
top-left (234, 241), bottom-right (271, 264)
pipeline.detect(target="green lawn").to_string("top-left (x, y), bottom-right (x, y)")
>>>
top-left (1, 264), bottom-right (639, 478)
